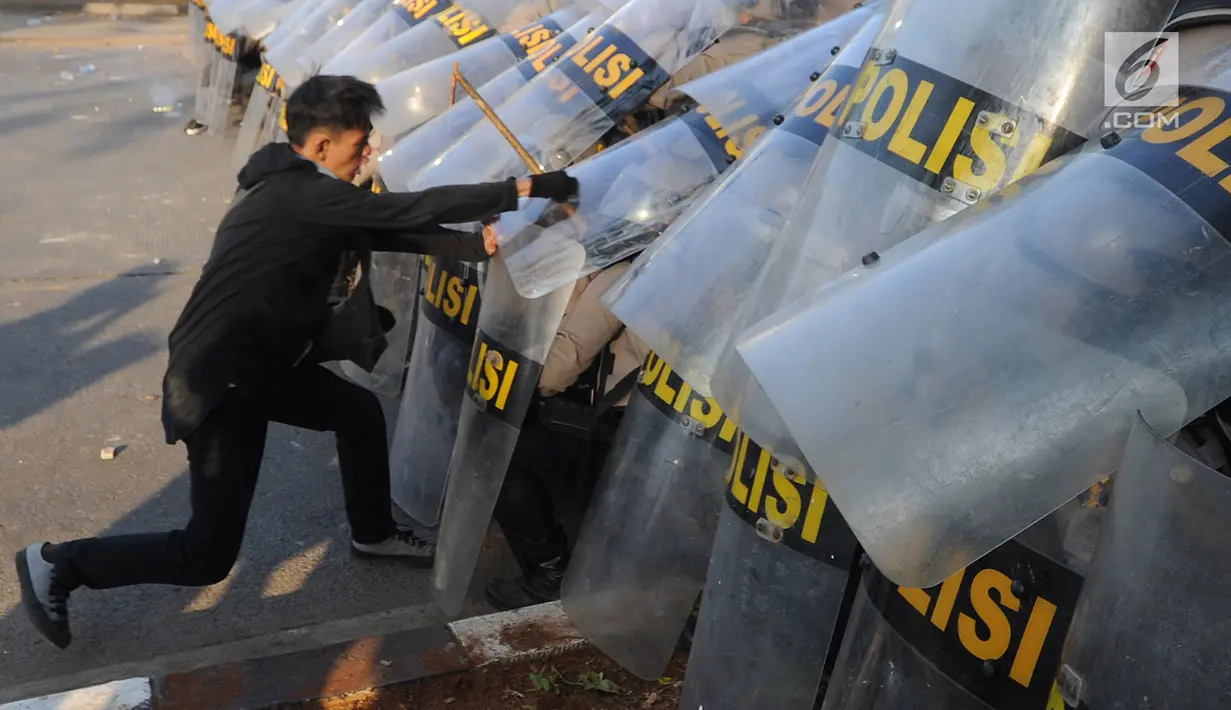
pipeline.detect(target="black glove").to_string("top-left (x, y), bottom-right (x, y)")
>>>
top-left (528, 171), bottom-right (579, 203)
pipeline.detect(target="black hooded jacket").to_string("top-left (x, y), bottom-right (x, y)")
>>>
top-left (161, 142), bottom-right (517, 444)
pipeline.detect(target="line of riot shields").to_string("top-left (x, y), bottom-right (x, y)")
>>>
top-left (203, 0), bottom-right (1231, 704)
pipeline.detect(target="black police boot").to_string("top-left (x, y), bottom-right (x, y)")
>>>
top-left (485, 530), bottom-right (569, 611)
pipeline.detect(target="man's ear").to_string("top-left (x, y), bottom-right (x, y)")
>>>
top-left (301, 130), bottom-right (331, 161)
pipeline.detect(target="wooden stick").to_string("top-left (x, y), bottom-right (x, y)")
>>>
top-left (449, 69), bottom-right (458, 107)
top-left (452, 62), bottom-right (543, 175)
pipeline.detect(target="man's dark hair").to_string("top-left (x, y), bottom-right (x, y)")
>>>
top-left (285, 75), bottom-right (385, 146)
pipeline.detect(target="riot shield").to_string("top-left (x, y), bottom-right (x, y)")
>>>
top-left (323, 0), bottom-right (564, 85)
top-left (377, 11), bottom-right (608, 524)
top-left (388, 255), bottom-right (484, 525)
top-left (555, 11), bottom-right (872, 682)
top-left (425, 0), bottom-right (847, 617)
top-left (189, 0), bottom-right (209, 70)
top-left (371, 5), bottom-right (587, 141)
top-left (493, 4), bottom-right (876, 299)
top-left (205, 0), bottom-right (248, 34)
top-left (232, 60), bottom-right (285, 170)
top-left (559, 354), bottom-right (737, 680)
top-left (373, 7), bottom-right (610, 190)
top-left (602, 0), bottom-right (1178, 473)
top-left (192, 15), bottom-right (220, 128)
top-left (735, 48), bottom-right (1231, 588)
top-left (261, 0), bottom-right (320, 50)
top-left (431, 256), bottom-right (579, 617)
top-left (1056, 413), bottom-right (1231, 709)
top-left (295, 0), bottom-right (393, 77)
top-left (338, 251), bottom-right (423, 399)
top-left (264, 0), bottom-right (366, 89)
top-left (821, 500), bottom-right (1094, 710)
top-left (600, 11), bottom-right (879, 390)
top-left (399, 0), bottom-right (844, 197)
top-left (203, 23), bottom-right (246, 136)
top-left (239, 0), bottom-right (311, 40)
top-left (681, 434), bottom-right (860, 710)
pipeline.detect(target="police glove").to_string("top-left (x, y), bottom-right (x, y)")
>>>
top-left (528, 171), bottom-right (579, 203)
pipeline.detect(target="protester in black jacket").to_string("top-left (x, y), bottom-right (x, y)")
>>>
top-left (14, 75), bottom-right (579, 649)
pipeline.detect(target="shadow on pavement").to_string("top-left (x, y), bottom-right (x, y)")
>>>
top-left (0, 264), bottom-right (173, 430)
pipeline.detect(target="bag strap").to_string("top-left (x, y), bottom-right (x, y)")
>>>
top-left (591, 325), bottom-right (632, 418)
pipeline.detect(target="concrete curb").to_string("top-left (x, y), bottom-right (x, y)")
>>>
top-left (0, 602), bottom-right (586, 710)
top-left (0, 679), bottom-right (153, 710)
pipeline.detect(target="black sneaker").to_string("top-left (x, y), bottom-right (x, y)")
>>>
top-left (350, 527), bottom-right (435, 567)
top-left (484, 556), bottom-right (566, 611)
top-left (15, 543), bottom-right (72, 649)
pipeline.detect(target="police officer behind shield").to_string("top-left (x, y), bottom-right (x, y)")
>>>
top-left (485, 260), bottom-right (650, 610)
top-left (15, 74), bottom-right (579, 650)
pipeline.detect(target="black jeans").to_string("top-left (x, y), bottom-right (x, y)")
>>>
top-left (50, 365), bottom-right (395, 590)
top-left (493, 409), bottom-right (622, 569)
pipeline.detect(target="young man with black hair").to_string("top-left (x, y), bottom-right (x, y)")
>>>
top-left (14, 75), bottom-right (579, 650)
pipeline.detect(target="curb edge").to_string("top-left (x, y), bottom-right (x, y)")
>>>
top-left (0, 602), bottom-right (587, 710)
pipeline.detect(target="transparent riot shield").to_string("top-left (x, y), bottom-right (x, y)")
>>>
top-left (193, 16), bottom-right (221, 128)
top-left (261, 0), bottom-right (320, 50)
top-left (494, 5), bottom-right (875, 299)
top-left (240, 0), bottom-right (311, 40)
top-left (388, 255), bottom-right (484, 525)
top-left (555, 13), bottom-right (869, 681)
top-left (399, 0), bottom-right (844, 196)
top-left (296, 0), bottom-right (392, 77)
top-left (339, 251), bottom-right (422, 399)
top-left (206, 0), bottom-right (249, 34)
top-left (232, 61), bottom-right (283, 170)
top-left (431, 256), bottom-right (578, 616)
top-left (600, 11), bottom-right (880, 388)
top-left (425, 0), bottom-right (847, 616)
top-left (735, 54), bottom-right (1231, 588)
top-left (821, 501), bottom-right (1093, 710)
top-left (204, 26), bottom-right (246, 136)
top-left (371, 5), bottom-right (586, 141)
top-left (561, 353), bottom-right (737, 680)
top-left (603, 0), bottom-right (1179, 471)
top-left (1056, 413), bottom-right (1231, 710)
top-left (681, 435), bottom-right (860, 710)
top-left (189, 0), bottom-right (209, 70)
top-left (264, 0), bottom-right (366, 89)
top-left (324, 0), bottom-right (561, 85)
top-left (374, 7), bottom-right (609, 190)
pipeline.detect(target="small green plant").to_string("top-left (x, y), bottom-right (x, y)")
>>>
top-left (529, 666), bottom-right (557, 693)
top-left (579, 670), bottom-right (621, 695)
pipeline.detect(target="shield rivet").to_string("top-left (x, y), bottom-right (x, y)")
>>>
top-left (1058, 665), bottom-right (1085, 706)
top-left (1100, 130), bottom-right (1122, 149)
top-left (843, 121), bottom-right (865, 139)
top-left (941, 177), bottom-right (956, 194)
top-left (755, 518), bottom-right (784, 544)
top-left (965, 188), bottom-right (981, 202)
top-left (810, 71), bottom-right (821, 81)
top-left (773, 114), bottom-right (785, 125)
top-left (981, 661), bottom-right (996, 678)
top-left (830, 45), bottom-right (840, 56)
top-left (861, 251), bottom-right (880, 266)
top-left (1010, 579), bottom-right (1026, 598)
top-left (1001, 120), bottom-right (1015, 136)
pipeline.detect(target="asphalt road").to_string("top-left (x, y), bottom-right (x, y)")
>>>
top-left (0, 13), bottom-right (510, 700)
